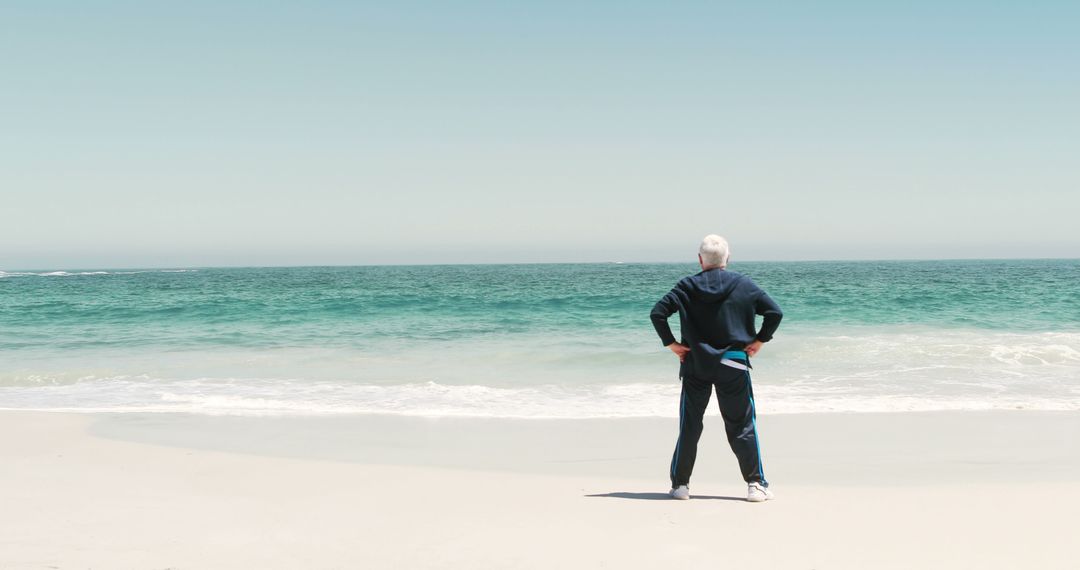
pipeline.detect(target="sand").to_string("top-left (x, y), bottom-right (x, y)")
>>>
top-left (1, 410), bottom-right (1077, 569)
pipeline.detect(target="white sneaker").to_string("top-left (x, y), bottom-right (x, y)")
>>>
top-left (747, 482), bottom-right (773, 502)
top-left (669, 485), bottom-right (690, 500)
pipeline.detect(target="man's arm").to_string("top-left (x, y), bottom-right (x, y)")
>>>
top-left (753, 289), bottom-right (783, 343)
top-left (650, 290), bottom-right (679, 347)
top-left (744, 290), bottom-right (782, 357)
top-left (651, 289), bottom-right (691, 360)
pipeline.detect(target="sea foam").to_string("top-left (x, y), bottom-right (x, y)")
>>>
top-left (1, 374), bottom-right (1077, 418)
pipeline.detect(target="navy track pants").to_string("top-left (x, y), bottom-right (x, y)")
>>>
top-left (669, 361), bottom-right (768, 488)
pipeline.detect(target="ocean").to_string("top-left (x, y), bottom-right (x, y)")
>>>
top-left (2, 260), bottom-right (1078, 417)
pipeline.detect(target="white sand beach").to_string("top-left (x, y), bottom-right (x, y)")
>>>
top-left (1, 410), bottom-right (1078, 569)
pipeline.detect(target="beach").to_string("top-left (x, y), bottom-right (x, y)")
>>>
top-left (7, 0), bottom-right (1079, 564)
top-left (3, 409), bottom-right (1077, 569)
top-left (3, 262), bottom-right (1079, 567)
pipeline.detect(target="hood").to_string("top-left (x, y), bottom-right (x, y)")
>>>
top-left (683, 269), bottom-right (743, 304)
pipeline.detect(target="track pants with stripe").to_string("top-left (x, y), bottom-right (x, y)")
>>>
top-left (669, 360), bottom-right (768, 488)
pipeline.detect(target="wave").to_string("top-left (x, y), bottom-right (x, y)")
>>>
top-left (1, 376), bottom-right (1077, 418)
top-left (0, 271), bottom-right (108, 277)
top-left (0, 269), bottom-right (198, 278)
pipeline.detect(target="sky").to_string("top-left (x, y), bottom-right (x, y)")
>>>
top-left (2, 1), bottom-right (1078, 268)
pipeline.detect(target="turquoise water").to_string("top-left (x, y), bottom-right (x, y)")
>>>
top-left (2, 260), bottom-right (1079, 416)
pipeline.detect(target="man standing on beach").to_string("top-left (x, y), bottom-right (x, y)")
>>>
top-left (650, 235), bottom-right (783, 502)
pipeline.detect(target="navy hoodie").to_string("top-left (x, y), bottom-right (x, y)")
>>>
top-left (650, 268), bottom-right (783, 379)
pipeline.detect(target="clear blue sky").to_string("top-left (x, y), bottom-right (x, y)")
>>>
top-left (3, 1), bottom-right (1077, 268)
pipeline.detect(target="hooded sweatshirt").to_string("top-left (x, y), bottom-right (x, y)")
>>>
top-left (650, 268), bottom-right (783, 379)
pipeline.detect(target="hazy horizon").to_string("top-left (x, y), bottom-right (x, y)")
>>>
top-left (5, 255), bottom-right (1079, 273)
top-left (4, 1), bottom-right (1077, 269)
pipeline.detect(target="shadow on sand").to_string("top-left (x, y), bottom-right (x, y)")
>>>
top-left (585, 491), bottom-right (744, 502)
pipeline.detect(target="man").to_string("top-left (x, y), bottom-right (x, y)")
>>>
top-left (650, 235), bottom-right (783, 502)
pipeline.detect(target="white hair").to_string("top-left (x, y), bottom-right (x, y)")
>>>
top-left (698, 234), bottom-right (730, 269)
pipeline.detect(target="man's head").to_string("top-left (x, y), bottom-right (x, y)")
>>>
top-left (698, 234), bottom-right (730, 270)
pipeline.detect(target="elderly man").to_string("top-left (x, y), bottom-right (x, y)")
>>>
top-left (650, 235), bottom-right (783, 502)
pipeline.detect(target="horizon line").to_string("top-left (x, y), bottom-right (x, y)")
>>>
top-left (4, 256), bottom-right (1077, 272)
